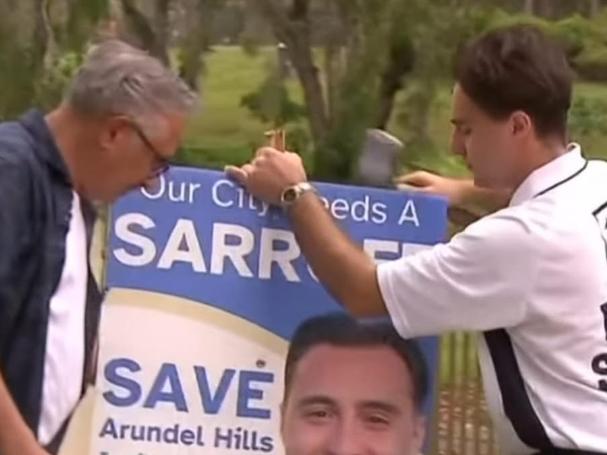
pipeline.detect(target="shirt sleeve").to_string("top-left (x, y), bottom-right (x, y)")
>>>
top-left (0, 147), bottom-right (33, 351)
top-left (377, 210), bottom-right (540, 338)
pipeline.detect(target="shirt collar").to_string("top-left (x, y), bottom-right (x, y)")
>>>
top-left (509, 143), bottom-right (587, 206)
top-left (19, 109), bottom-right (72, 186)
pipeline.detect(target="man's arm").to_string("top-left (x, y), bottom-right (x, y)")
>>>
top-left (226, 148), bottom-right (531, 335)
top-left (395, 170), bottom-right (511, 213)
top-left (0, 151), bottom-right (50, 455)
top-left (289, 193), bottom-right (386, 317)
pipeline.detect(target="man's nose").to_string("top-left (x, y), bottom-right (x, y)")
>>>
top-left (326, 418), bottom-right (365, 455)
top-left (142, 176), bottom-right (160, 192)
top-left (450, 131), bottom-right (466, 157)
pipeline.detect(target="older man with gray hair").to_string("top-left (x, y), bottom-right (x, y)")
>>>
top-left (0, 40), bottom-right (196, 455)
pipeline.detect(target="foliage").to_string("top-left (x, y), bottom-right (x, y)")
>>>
top-left (34, 51), bottom-right (84, 110)
top-left (574, 45), bottom-right (607, 81)
top-left (391, 3), bottom-right (495, 172)
top-left (58, 0), bottom-right (110, 51)
top-left (569, 94), bottom-right (607, 137)
top-left (314, 0), bottom-right (400, 180)
top-left (486, 10), bottom-right (607, 80)
top-left (0, 0), bottom-right (109, 118)
top-left (3, 0), bottom-right (607, 179)
top-left (240, 64), bottom-right (306, 125)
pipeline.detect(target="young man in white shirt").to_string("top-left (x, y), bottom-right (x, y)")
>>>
top-left (226, 25), bottom-right (607, 454)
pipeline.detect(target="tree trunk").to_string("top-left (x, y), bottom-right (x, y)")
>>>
top-left (524, 0), bottom-right (535, 14)
top-left (536, 0), bottom-right (554, 18)
top-left (178, 0), bottom-right (215, 91)
top-left (374, 35), bottom-right (415, 129)
top-left (256, 0), bottom-right (330, 149)
top-left (590, 0), bottom-right (601, 17)
top-left (40, 0), bottom-right (56, 70)
top-left (323, 44), bottom-right (339, 123)
top-left (153, 0), bottom-right (171, 61)
top-left (289, 39), bottom-right (330, 146)
top-left (119, 0), bottom-right (170, 65)
top-left (33, 0), bottom-right (50, 68)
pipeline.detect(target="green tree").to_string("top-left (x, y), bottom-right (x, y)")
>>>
top-left (249, 0), bottom-right (422, 180)
top-left (117, 0), bottom-right (224, 91)
top-left (0, 0), bottom-right (109, 118)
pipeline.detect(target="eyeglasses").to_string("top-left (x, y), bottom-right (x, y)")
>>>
top-left (128, 121), bottom-right (170, 177)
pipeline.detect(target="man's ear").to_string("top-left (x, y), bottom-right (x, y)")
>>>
top-left (510, 110), bottom-right (532, 138)
top-left (98, 115), bottom-right (132, 153)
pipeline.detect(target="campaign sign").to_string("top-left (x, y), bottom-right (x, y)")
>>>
top-left (60, 167), bottom-right (447, 455)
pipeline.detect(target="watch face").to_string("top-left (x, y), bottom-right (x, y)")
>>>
top-left (283, 188), bottom-right (297, 202)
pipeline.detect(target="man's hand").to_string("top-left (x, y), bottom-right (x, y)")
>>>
top-left (0, 375), bottom-right (51, 455)
top-left (225, 147), bottom-right (307, 205)
top-left (395, 170), bottom-right (471, 206)
top-left (2, 438), bottom-right (50, 455)
top-left (19, 441), bottom-right (51, 455)
top-left (395, 170), bottom-right (510, 215)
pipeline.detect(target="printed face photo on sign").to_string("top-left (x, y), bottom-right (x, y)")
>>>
top-left (279, 314), bottom-right (428, 455)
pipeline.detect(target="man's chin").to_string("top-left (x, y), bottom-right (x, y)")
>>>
top-left (473, 175), bottom-right (497, 190)
top-left (95, 190), bottom-right (127, 205)
top-left (473, 175), bottom-right (487, 188)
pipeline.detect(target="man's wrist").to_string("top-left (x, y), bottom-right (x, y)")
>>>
top-left (284, 187), bottom-right (321, 217)
top-left (280, 181), bottom-right (316, 210)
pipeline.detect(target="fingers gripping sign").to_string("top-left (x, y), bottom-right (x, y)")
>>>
top-left (225, 131), bottom-right (308, 206)
top-left (264, 128), bottom-right (286, 152)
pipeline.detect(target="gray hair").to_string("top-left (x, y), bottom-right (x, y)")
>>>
top-left (65, 40), bottom-right (197, 126)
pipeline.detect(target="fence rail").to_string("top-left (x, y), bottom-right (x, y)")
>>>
top-left (435, 332), bottom-right (499, 455)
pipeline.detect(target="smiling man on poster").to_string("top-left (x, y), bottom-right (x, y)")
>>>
top-left (280, 313), bottom-right (428, 455)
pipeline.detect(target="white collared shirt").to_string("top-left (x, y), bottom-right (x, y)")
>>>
top-left (377, 145), bottom-right (607, 454)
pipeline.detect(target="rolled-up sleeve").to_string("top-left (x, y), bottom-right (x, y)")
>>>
top-left (377, 211), bottom-right (539, 338)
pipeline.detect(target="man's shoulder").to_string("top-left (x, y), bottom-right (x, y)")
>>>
top-left (585, 159), bottom-right (607, 193)
top-left (524, 159), bottom-right (607, 223)
top-left (454, 204), bottom-right (562, 268)
top-left (587, 157), bottom-right (607, 170)
top-left (451, 208), bottom-right (540, 263)
top-left (489, 183), bottom-right (602, 255)
top-left (0, 118), bottom-right (41, 177)
top-left (0, 119), bottom-right (44, 206)
top-left (0, 117), bottom-right (35, 152)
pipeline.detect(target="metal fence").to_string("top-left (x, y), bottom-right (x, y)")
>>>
top-left (434, 332), bottom-right (499, 455)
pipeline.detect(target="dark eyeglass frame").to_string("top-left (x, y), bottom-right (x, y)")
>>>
top-left (128, 120), bottom-right (170, 177)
